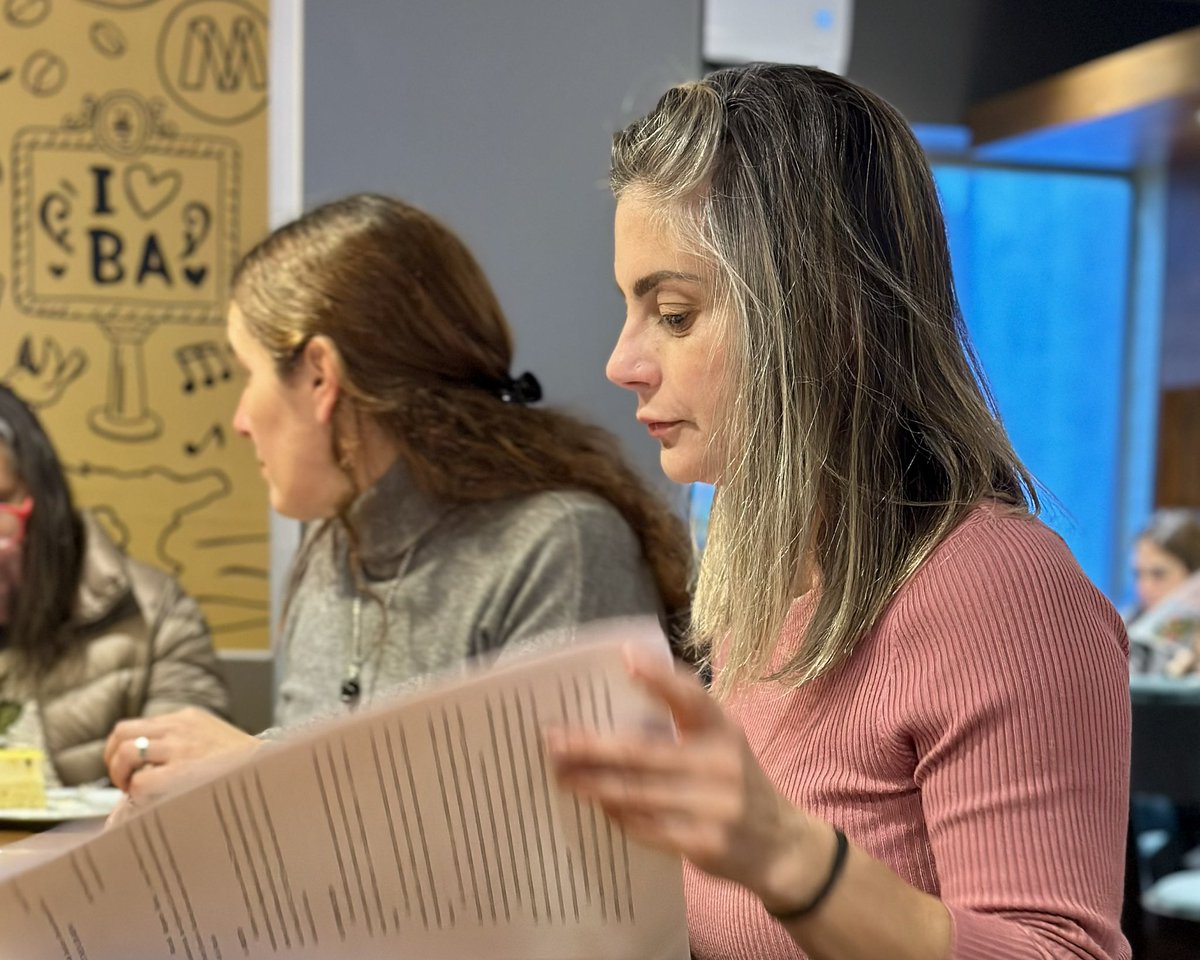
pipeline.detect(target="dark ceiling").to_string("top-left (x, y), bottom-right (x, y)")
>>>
top-left (968, 0), bottom-right (1200, 102)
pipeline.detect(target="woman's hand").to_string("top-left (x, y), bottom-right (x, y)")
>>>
top-left (545, 647), bottom-right (832, 910)
top-left (104, 707), bottom-right (260, 799)
top-left (104, 792), bottom-right (141, 830)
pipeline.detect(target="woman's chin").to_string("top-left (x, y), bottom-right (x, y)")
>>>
top-left (659, 453), bottom-right (707, 487)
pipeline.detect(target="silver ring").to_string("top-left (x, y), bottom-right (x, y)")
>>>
top-left (134, 735), bottom-right (150, 765)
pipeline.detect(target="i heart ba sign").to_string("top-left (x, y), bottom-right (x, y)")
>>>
top-left (12, 122), bottom-right (236, 324)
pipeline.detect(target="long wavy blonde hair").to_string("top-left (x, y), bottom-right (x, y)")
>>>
top-left (612, 64), bottom-right (1037, 693)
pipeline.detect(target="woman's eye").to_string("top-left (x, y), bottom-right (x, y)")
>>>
top-left (658, 311), bottom-right (693, 333)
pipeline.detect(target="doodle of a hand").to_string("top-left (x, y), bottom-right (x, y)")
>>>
top-left (3, 335), bottom-right (88, 408)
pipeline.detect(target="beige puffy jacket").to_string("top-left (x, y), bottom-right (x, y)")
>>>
top-left (0, 514), bottom-right (230, 785)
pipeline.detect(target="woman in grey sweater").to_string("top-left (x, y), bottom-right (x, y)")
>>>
top-left (105, 194), bottom-right (690, 795)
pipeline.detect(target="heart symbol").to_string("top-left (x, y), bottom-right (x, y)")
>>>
top-left (123, 163), bottom-right (182, 219)
top-left (183, 265), bottom-right (207, 287)
top-left (48, 263), bottom-right (66, 277)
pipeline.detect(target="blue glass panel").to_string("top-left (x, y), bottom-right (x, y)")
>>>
top-left (689, 482), bottom-right (715, 551)
top-left (933, 165), bottom-right (1133, 594)
top-left (688, 165), bottom-right (1136, 598)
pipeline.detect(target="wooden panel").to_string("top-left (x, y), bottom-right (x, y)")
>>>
top-left (1156, 386), bottom-right (1200, 507)
top-left (968, 27), bottom-right (1200, 146)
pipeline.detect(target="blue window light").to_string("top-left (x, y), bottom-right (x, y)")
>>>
top-left (688, 162), bottom-right (1141, 600)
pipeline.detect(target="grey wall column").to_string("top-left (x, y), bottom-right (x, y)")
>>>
top-left (302, 0), bottom-right (701, 496)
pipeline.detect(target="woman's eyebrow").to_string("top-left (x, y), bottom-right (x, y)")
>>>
top-left (632, 270), bottom-right (702, 299)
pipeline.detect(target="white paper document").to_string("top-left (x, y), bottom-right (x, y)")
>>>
top-left (0, 625), bottom-right (689, 959)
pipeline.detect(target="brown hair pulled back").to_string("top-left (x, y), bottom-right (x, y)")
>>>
top-left (232, 193), bottom-right (691, 632)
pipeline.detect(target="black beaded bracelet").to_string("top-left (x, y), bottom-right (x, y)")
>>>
top-left (764, 827), bottom-right (849, 922)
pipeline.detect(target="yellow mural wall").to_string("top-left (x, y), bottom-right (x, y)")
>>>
top-left (0, 0), bottom-right (270, 648)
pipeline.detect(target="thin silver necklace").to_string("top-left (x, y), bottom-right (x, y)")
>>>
top-left (341, 561), bottom-right (408, 705)
top-left (339, 501), bottom-right (462, 705)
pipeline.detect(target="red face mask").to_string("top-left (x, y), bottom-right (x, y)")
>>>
top-left (0, 497), bottom-right (33, 626)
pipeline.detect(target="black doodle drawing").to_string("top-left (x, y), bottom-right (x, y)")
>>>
top-left (156, 0), bottom-right (267, 126)
top-left (15, 93), bottom-right (237, 316)
top-left (38, 178), bottom-right (77, 277)
top-left (3, 335), bottom-right (88, 408)
top-left (0, 67), bottom-right (12, 84)
top-left (89, 328), bottom-right (165, 442)
top-left (176, 339), bottom-right (231, 392)
top-left (87, 89), bottom-right (169, 155)
top-left (12, 91), bottom-right (240, 442)
top-left (20, 50), bottom-right (67, 97)
top-left (123, 161), bottom-right (183, 218)
top-left (89, 505), bottom-right (131, 551)
top-left (183, 422), bottom-right (224, 456)
top-left (89, 20), bottom-right (128, 59)
top-left (68, 460), bottom-right (230, 571)
top-left (4, 0), bottom-right (50, 28)
top-left (181, 200), bottom-right (210, 256)
top-left (66, 461), bottom-right (269, 636)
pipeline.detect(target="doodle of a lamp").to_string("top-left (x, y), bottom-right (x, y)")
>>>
top-left (91, 309), bottom-right (163, 442)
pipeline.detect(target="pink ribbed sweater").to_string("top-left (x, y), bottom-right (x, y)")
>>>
top-left (686, 507), bottom-right (1131, 960)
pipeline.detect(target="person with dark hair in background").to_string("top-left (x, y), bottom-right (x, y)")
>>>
top-left (1127, 509), bottom-right (1200, 675)
top-left (105, 193), bottom-right (692, 798)
top-left (0, 384), bottom-right (229, 787)
top-left (1129, 508), bottom-right (1200, 619)
top-left (549, 64), bottom-right (1130, 960)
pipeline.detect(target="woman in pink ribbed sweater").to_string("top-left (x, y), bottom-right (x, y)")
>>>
top-left (548, 64), bottom-right (1130, 960)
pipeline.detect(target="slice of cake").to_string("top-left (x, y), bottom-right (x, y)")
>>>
top-left (0, 747), bottom-right (47, 809)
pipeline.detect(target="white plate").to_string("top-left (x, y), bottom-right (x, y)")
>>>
top-left (0, 787), bottom-right (123, 823)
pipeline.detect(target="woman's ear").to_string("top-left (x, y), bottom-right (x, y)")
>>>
top-left (300, 335), bottom-right (342, 424)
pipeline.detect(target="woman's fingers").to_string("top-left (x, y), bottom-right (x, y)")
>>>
top-left (126, 759), bottom-right (186, 802)
top-left (622, 647), bottom-right (724, 735)
top-left (104, 794), bottom-right (139, 830)
top-left (105, 709), bottom-right (253, 791)
top-left (557, 763), bottom-right (741, 821)
top-left (107, 732), bottom-right (155, 791)
top-left (546, 728), bottom-right (708, 777)
top-left (103, 716), bottom-right (165, 769)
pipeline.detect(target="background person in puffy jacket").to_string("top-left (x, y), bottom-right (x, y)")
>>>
top-left (0, 384), bottom-right (229, 787)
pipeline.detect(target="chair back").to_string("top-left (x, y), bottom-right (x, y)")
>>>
top-left (1130, 689), bottom-right (1200, 805)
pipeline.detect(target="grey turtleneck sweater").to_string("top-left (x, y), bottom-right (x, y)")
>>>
top-left (273, 461), bottom-right (663, 728)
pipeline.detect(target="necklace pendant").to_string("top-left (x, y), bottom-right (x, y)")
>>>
top-left (340, 677), bottom-right (361, 704)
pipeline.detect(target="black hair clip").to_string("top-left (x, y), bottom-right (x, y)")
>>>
top-left (497, 371), bottom-right (542, 405)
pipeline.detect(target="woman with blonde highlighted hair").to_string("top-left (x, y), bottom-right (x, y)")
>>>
top-left (106, 193), bottom-right (691, 796)
top-left (550, 64), bottom-right (1130, 960)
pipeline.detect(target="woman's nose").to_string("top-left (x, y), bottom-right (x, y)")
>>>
top-left (231, 392), bottom-right (252, 438)
top-left (606, 324), bottom-right (657, 392)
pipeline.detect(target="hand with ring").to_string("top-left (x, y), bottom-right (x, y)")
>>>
top-left (104, 707), bottom-right (260, 800)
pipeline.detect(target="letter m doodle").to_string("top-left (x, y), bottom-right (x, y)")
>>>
top-left (177, 15), bottom-right (267, 94)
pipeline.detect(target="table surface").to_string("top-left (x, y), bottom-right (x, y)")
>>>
top-left (1129, 675), bottom-right (1200, 703)
top-left (0, 827), bottom-right (33, 846)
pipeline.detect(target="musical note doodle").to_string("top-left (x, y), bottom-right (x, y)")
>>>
top-left (176, 340), bottom-right (231, 393)
top-left (183, 423), bottom-right (225, 457)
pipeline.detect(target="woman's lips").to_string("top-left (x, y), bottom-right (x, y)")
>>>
top-left (645, 420), bottom-right (682, 439)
